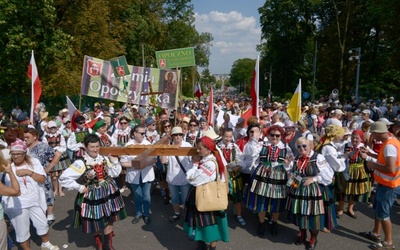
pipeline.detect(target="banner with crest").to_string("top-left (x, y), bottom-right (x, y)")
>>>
top-left (81, 55), bottom-right (180, 109)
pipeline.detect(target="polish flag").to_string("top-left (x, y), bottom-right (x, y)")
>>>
top-left (207, 87), bottom-right (214, 127)
top-left (66, 96), bottom-right (81, 130)
top-left (250, 55), bottom-right (259, 118)
top-left (27, 50), bottom-right (42, 124)
top-left (194, 82), bottom-right (203, 100)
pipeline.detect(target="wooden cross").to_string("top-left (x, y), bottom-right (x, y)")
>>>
top-left (100, 136), bottom-right (197, 169)
top-left (139, 81), bottom-right (164, 96)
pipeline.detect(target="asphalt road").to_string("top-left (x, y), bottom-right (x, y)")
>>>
top-left (10, 186), bottom-right (400, 250)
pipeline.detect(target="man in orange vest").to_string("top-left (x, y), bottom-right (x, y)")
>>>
top-left (360, 121), bottom-right (400, 250)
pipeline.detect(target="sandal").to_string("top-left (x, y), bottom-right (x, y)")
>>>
top-left (369, 241), bottom-right (395, 250)
top-left (359, 231), bottom-right (381, 243)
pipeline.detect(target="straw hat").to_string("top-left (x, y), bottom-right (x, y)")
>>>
top-left (370, 121), bottom-right (388, 133)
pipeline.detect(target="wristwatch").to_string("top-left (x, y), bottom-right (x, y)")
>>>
top-left (312, 177), bottom-right (318, 182)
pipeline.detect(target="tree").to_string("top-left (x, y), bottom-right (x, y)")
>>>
top-left (258, 0), bottom-right (317, 96)
top-left (229, 58), bottom-right (255, 94)
top-left (0, 0), bottom-right (73, 110)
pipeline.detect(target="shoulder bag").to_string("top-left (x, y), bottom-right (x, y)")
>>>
top-left (195, 162), bottom-right (228, 212)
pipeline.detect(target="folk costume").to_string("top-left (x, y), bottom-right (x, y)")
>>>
top-left (344, 142), bottom-right (370, 202)
top-left (245, 141), bottom-right (292, 213)
top-left (59, 153), bottom-right (126, 234)
top-left (286, 151), bottom-right (336, 231)
top-left (320, 143), bottom-right (347, 202)
top-left (67, 128), bottom-right (90, 161)
top-left (42, 131), bottom-right (71, 177)
top-left (111, 126), bottom-right (131, 147)
top-left (184, 137), bottom-right (229, 248)
top-left (218, 141), bottom-right (243, 204)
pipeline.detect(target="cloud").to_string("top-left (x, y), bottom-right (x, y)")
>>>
top-left (194, 11), bottom-right (261, 74)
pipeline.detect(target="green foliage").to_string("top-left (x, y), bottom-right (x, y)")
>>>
top-left (229, 58), bottom-right (255, 93)
top-left (257, 0), bottom-right (400, 102)
top-left (0, 0), bottom-right (212, 112)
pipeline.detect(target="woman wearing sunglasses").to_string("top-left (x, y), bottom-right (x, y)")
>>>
top-left (245, 125), bottom-right (293, 237)
top-left (286, 137), bottom-right (335, 250)
top-left (160, 120), bottom-right (173, 138)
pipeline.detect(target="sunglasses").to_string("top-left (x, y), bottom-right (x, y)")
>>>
top-left (269, 133), bottom-right (281, 138)
top-left (173, 134), bottom-right (184, 137)
top-left (49, 127), bottom-right (57, 129)
top-left (164, 125), bottom-right (172, 128)
top-left (296, 144), bottom-right (308, 149)
top-left (189, 124), bottom-right (197, 127)
top-left (249, 130), bottom-right (258, 134)
top-left (136, 132), bottom-right (146, 136)
top-left (64, 121), bottom-right (71, 124)
top-left (120, 122), bottom-right (128, 125)
top-left (78, 122), bottom-right (85, 125)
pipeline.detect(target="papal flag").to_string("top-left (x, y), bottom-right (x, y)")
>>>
top-left (287, 79), bottom-right (302, 123)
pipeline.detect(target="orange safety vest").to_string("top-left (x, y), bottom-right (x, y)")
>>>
top-left (374, 137), bottom-right (400, 188)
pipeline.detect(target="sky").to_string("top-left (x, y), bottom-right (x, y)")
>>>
top-left (192, 0), bottom-right (265, 75)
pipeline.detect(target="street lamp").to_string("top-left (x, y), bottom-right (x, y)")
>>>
top-left (303, 41), bottom-right (318, 101)
top-left (147, 56), bottom-right (155, 68)
top-left (264, 65), bottom-right (272, 102)
top-left (349, 47), bottom-right (361, 103)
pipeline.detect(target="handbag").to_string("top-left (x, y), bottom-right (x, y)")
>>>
top-left (195, 167), bottom-right (228, 212)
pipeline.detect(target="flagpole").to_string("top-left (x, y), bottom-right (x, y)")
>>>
top-left (30, 52), bottom-right (34, 124)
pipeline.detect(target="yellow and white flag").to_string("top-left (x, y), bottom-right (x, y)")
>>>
top-left (287, 79), bottom-right (302, 123)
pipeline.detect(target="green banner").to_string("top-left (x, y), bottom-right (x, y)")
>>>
top-left (155, 47), bottom-right (196, 69)
top-left (81, 55), bottom-right (180, 109)
top-left (109, 55), bottom-right (130, 77)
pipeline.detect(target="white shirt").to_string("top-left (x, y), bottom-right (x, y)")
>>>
top-left (59, 153), bottom-right (121, 193)
top-left (321, 142), bottom-right (347, 172)
top-left (186, 154), bottom-right (224, 187)
top-left (238, 138), bottom-right (264, 174)
top-left (120, 139), bottom-right (155, 184)
top-left (166, 141), bottom-right (192, 185)
top-left (3, 157), bottom-right (47, 211)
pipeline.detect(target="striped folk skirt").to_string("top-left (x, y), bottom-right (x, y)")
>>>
top-left (73, 178), bottom-right (127, 234)
top-left (346, 163), bottom-right (370, 202)
top-left (51, 152), bottom-right (71, 176)
top-left (329, 171), bottom-right (347, 202)
top-left (228, 170), bottom-right (244, 203)
top-left (245, 163), bottom-right (287, 213)
top-left (183, 187), bottom-right (229, 243)
top-left (286, 180), bottom-right (337, 231)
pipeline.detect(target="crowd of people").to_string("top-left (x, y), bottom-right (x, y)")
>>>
top-left (0, 93), bottom-right (399, 250)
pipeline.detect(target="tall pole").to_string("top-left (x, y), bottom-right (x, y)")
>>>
top-left (355, 47), bottom-right (361, 103)
top-left (269, 65), bottom-right (272, 102)
top-left (312, 41), bottom-right (317, 102)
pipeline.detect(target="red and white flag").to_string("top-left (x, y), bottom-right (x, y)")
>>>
top-left (27, 50), bottom-right (42, 124)
top-left (250, 55), bottom-right (259, 118)
top-left (194, 82), bottom-right (203, 100)
top-left (66, 96), bottom-right (81, 130)
top-left (207, 87), bottom-right (214, 127)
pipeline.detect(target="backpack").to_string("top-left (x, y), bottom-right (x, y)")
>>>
top-left (370, 108), bottom-right (380, 121)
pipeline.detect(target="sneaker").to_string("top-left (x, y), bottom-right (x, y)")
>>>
top-left (132, 215), bottom-right (142, 224)
top-left (143, 216), bottom-right (151, 224)
top-left (236, 216), bottom-right (246, 226)
top-left (169, 214), bottom-right (180, 223)
top-left (41, 242), bottom-right (60, 250)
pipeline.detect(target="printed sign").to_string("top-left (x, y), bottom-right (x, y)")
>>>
top-left (155, 47), bottom-right (196, 69)
top-left (81, 55), bottom-right (180, 109)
